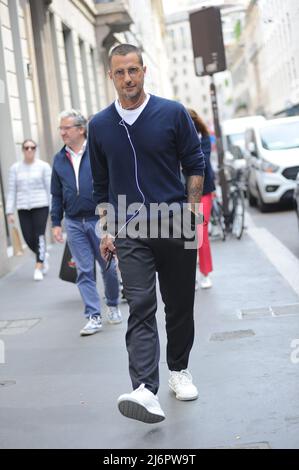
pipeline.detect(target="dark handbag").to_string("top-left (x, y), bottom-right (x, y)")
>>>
top-left (59, 242), bottom-right (77, 283)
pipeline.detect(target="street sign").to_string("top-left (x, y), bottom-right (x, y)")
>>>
top-left (189, 7), bottom-right (229, 229)
top-left (189, 7), bottom-right (226, 77)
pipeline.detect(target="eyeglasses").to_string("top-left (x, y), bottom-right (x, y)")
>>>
top-left (58, 125), bottom-right (81, 132)
top-left (24, 146), bottom-right (36, 151)
top-left (113, 67), bottom-right (142, 79)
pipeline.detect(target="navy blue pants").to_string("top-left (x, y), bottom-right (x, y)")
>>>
top-left (116, 233), bottom-right (197, 395)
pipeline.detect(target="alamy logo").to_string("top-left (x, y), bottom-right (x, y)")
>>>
top-left (290, 339), bottom-right (299, 364)
top-left (95, 197), bottom-right (204, 250)
top-left (0, 340), bottom-right (5, 364)
top-left (0, 79), bottom-right (5, 104)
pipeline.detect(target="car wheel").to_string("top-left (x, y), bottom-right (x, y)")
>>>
top-left (247, 185), bottom-right (257, 207)
top-left (256, 187), bottom-right (269, 213)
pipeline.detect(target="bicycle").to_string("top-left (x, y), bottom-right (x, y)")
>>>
top-left (209, 194), bottom-right (226, 241)
top-left (210, 165), bottom-right (245, 240)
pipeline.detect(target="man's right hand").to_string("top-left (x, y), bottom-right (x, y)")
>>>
top-left (100, 233), bottom-right (116, 261)
top-left (52, 226), bottom-right (64, 243)
top-left (7, 214), bottom-right (15, 225)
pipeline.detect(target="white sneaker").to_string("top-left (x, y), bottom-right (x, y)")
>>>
top-left (80, 316), bottom-right (102, 336)
top-left (107, 306), bottom-right (122, 324)
top-left (33, 268), bottom-right (44, 281)
top-left (200, 275), bottom-right (212, 289)
top-left (169, 369), bottom-right (198, 401)
top-left (118, 384), bottom-right (165, 424)
top-left (42, 253), bottom-right (50, 275)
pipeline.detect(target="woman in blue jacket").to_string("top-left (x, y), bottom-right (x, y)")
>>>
top-left (188, 109), bottom-right (215, 289)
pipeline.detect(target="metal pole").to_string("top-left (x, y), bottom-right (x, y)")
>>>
top-left (209, 75), bottom-right (229, 229)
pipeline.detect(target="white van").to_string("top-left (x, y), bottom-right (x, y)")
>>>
top-left (245, 116), bottom-right (299, 211)
top-left (221, 115), bottom-right (266, 169)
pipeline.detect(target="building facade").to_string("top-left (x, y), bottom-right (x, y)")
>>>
top-left (0, 0), bottom-right (170, 276)
top-left (164, 2), bottom-right (239, 129)
top-left (258, 0), bottom-right (299, 116)
top-left (228, 0), bottom-right (299, 117)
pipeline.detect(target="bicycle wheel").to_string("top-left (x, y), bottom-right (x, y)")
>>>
top-left (232, 190), bottom-right (245, 239)
top-left (210, 199), bottom-right (226, 241)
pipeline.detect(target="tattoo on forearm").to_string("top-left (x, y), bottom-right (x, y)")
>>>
top-left (187, 175), bottom-right (204, 203)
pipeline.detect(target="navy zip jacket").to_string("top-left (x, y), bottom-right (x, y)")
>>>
top-left (201, 135), bottom-right (216, 195)
top-left (51, 146), bottom-right (97, 227)
top-left (88, 95), bottom-right (205, 219)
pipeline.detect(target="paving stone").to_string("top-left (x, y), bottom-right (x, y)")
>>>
top-left (210, 329), bottom-right (255, 342)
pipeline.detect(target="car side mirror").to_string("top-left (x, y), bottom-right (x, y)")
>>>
top-left (248, 142), bottom-right (257, 157)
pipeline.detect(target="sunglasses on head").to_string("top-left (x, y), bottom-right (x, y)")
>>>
top-left (24, 146), bottom-right (36, 150)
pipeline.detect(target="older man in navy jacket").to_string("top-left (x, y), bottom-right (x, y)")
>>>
top-left (51, 110), bottom-right (121, 336)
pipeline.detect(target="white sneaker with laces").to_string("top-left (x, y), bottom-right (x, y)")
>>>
top-left (169, 369), bottom-right (198, 401)
top-left (200, 275), bottom-right (212, 289)
top-left (107, 306), bottom-right (122, 324)
top-left (80, 316), bottom-right (102, 336)
top-left (42, 252), bottom-right (50, 275)
top-left (118, 384), bottom-right (165, 423)
top-left (33, 268), bottom-right (44, 281)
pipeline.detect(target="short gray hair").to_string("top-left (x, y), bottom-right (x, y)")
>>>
top-left (59, 109), bottom-right (88, 136)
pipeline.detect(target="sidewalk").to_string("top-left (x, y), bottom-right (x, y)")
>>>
top-left (0, 224), bottom-right (299, 449)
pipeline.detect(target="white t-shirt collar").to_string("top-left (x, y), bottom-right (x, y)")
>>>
top-left (115, 94), bottom-right (151, 125)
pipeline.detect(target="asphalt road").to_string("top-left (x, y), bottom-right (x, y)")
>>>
top-left (247, 203), bottom-right (299, 260)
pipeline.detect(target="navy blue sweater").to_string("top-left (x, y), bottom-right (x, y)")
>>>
top-left (51, 146), bottom-right (98, 227)
top-left (88, 95), bottom-right (205, 218)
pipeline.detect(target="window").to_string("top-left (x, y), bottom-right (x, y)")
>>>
top-left (62, 26), bottom-right (80, 108)
top-left (169, 30), bottom-right (176, 51)
top-left (180, 26), bottom-right (186, 49)
top-left (50, 13), bottom-right (64, 109)
top-left (90, 47), bottom-right (101, 109)
top-left (79, 39), bottom-right (92, 115)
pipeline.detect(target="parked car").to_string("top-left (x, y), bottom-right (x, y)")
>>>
top-left (221, 115), bottom-right (266, 172)
top-left (244, 116), bottom-right (299, 212)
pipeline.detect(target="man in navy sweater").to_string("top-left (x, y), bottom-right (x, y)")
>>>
top-left (89, 44), bottom-right (205, 423)
top-left (51, 110), bottom-right (121, 336)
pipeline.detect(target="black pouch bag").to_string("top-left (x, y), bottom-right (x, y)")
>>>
top-left (59, 242), bottom-right (77, 283)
